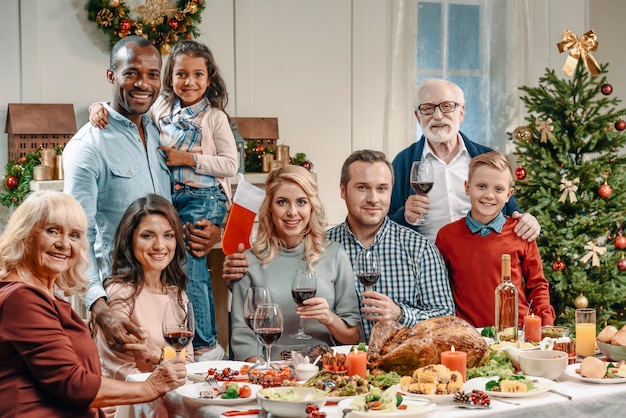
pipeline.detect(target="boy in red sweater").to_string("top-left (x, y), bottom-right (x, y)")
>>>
top-left (435, 152), bottom-right (555, 329)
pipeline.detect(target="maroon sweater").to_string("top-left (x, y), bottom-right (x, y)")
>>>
top-left (436, 217), bottom-right (555, 328)
top-left (0, 282), bottom-right (103, 418)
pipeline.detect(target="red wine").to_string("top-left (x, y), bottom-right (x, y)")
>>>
top-left (255, 328), bottom-right (282, 345)
top-left (244, 314), bottom-right (255, 330)
top-left (358, 272), bottom-right (380, 287)
top-left (411, 181), bottom-right (434, 195)
top-left (163, 330), bottom-right (193, 350)
top-left (292, 288), bottom-right (317, 306)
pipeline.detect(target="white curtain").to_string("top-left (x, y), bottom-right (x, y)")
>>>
top-left (383, 0), bottom-right (556, 158)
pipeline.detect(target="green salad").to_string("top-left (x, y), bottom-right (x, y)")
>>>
top-left (349, 385), bottom-right (403, 412)
top-left (467, 349), bottom-right (514, 380)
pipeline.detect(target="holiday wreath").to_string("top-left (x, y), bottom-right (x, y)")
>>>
top-left (86, 0), bottom-right (206, 55)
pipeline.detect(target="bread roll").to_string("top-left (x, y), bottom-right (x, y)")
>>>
top-left (597, 325), bottom-right (618, 343)
top-left (611, 329), bottom-right (626, 346)
top-left (579, 356), bottom-right (606, 379)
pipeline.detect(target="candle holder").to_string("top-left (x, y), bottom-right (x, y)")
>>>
top-left (261, 153), bottom-right (275, 173)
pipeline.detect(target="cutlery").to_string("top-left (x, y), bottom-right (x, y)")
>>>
top-left (222, 409), bottom-right (261, 417)
top-left (491, 397), bottom-right (520, 405)
top-left (549, 389), bottom-right (573, 400)
top-left (448, 402), bottom-right (491, 410)
top-left (341, 408), bottom-right (354, 418)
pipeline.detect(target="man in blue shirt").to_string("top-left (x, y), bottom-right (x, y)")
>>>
top-left (222, 150), bottom-right (454, 340)
top-left (64, 36), bottom-right (218, 349)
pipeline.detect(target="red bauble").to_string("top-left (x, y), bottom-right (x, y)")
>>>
top-left (515, 166), bottom-right (527, 180)
top-left (601, 83), bottom-right (613, 95)
top-left (615, 119), bottom-right (626, 131)
top-left (5, 175), bottom-right (18, 190)
top-left (168, 19), bottom-right (179, 30)
top-left (120, 18), bottom-right (131, 32)
top-left (618, 258), bottom-right (626, 272)
top-left (552, 258), bottom-right (566, 272)
top-left (299, 161), bottom-right (312, 171)
top-left (615, 235), bottom-right (626, 250)
top-left (598, 183), bottom-right (613, 198)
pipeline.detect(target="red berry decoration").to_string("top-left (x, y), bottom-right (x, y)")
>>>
top-left (601, 83), bottom-right (613, 95)
top-left (300, 160), bottom-right (312, 171)
top-left (552, 257), bottom-right (566, 272)
top-left (598, 183), bottom-right (613, 199)
top-left (4, 175), bottom-right (18, 190)
top-left (168, 18), bottom-right (179, 30)
top-left (615, 234), bottom-right (626, 250)
top-left (618, 257), bottom-right (626, 272)
top-left (514, 166), bottom-right (527, 180)
top-left (119, 18), bottom-right (131, 32)
top-left (615, 119), bottom-right (626, 131)
top-left (17, 156), bottom-right (27, 164)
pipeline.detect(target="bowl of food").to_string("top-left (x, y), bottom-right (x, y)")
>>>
top-left (256, 387), bottom-right (327, 417)
top-left (541, 326), bottom-right (570, 339)
top-left (518, 350), bottom-right (568, 380)
top-left (248, 365), bottom-right (295, 388)
top-left (597, 340), bottom-right (626, 361)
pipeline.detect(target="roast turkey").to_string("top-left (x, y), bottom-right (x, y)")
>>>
top-left (367, 316), bottom-right (490, 376)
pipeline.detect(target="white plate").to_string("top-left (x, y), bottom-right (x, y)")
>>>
top-left (176, 382), bottom-right (261, 405)
top-left (399, 391), bottom-right (454, 404)
top-left (338, 398), bottom-right (436, 417)
top-left (564, 363), bottom-right (626, 384)
top-left (125, 373), bottom-right (151, 382)
top-left (186, 360), bottom-right (253, 381)
top-left (464, 376), bottom-right (555, 398)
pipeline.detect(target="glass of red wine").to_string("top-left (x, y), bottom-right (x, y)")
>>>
top-left (162, 298), bottom-right (194, 358)
top-left (410, 160), bottom-right (434, 225)
top-left (244, 287), bottom-right (272, 364)
top-left (290, 270), bottom-right (317, 340)
top-left (253, 303), bottom-right (283, 371)
top-left (355, 250), bottom-right (380, 291)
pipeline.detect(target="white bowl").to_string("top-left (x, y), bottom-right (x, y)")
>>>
top-left (518, 350), bottom-right (568, 380)
top-left (256, 387), bottom-right (327, 417)
top-left (295, 364), bottom-right (320, 381)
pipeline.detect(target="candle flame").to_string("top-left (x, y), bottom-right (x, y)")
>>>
top-left (451, 345), bottom-right (455, 352)
top-left (532, 313), bottom-right (535, 318)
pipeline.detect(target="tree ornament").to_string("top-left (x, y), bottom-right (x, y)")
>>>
top-left (601, 83), bottom-right (613, 95)
top-left (513, 126), bottom-right (533, 143)
top-left (552, 257), bottom-right (566, 272)
top-left (615, 119), bottom-right (626, 131)
top-left (4, 176), bottom-right (18, 190)
top-left (514, 166), bottom-right (527, 180)
top-left (559, 177), bottom-right (579, 203)
top-left (536, 118), bottom-right (556, 143)
top-left (168, 18), bottom-right (179, 30)
top-left (598, 182), bottom-right (613, 198)
top-left (299, 161), bottom-right (312, 171)
top-left (618, 256), bottom-right (626, 272)
top-left (615, 233), bottom-right (626, 250)
top-left (17, 156), bottom-right (27, 165)
top-left (110, 0), bottom-right (120, 6)
top-left (581, 241), bottom-right (607, 266)
top-left (119, 18), bottom-right (131, 32)
top-left (574, 292), bottom-right (589, 309)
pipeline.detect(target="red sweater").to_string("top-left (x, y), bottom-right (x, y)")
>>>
top-left (435, 217), bottom-right (555, 329)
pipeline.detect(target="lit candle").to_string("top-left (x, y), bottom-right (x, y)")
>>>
top-left (440, 345), bottom-right (467, 382)
top-left (347, 347), bottom-right (367, 378)
top-left (276, 145), bottom-right (290, 162)
top-left (525, 313), bottom-right (542, 342)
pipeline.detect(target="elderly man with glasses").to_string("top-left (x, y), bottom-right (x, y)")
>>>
top-left (389, 78), bottom-right (540, 243)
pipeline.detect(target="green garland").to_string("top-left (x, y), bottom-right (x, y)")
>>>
top-left (0, 152), bottom-right (41, 208)
top-left (86, 0), bottom-right (206, 54)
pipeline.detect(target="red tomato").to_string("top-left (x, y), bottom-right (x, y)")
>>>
top-left (239, 385), bottom-right (252, 398)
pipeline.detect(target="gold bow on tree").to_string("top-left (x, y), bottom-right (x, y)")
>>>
top-left (536, 118), bottom-right (556, 143)
top-left (559, 177), bottom-right (580, 203)
top-left (557, 29), bottom-right (601, 77)
top-left (581, 241), bottom-right (607, 267)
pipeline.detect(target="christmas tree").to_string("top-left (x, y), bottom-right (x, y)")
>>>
top-left (510, 31), bottom-right (626, 331)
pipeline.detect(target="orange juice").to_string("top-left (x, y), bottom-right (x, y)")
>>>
top-left (575, 322), bottom-right (596, 357)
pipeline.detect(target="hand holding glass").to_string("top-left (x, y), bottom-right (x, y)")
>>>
top-left (290, 270), bottom-right (317, 339)
top-left (410, 160), bottom-right (434, 225)
top-left (244, 287), bottom-right (272, 364)
top-left (253, 303), bottom-right (283, 370)
top-left (355, 250), bottom-right (380, 291)
top-left (162, 299), bottom-right (194, 358)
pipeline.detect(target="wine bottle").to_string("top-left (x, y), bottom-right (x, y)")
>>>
top-left (495, 254), bottom-right (518, 343)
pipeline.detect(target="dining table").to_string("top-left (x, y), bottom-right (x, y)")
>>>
top-left (114, 360), bottom-right (624, 418)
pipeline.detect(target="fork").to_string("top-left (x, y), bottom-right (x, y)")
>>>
top-left (205, 376), bottom-right (219, 386)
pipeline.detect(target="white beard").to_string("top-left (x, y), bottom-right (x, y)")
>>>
top-left (423, 117), bottom-right (461, 145)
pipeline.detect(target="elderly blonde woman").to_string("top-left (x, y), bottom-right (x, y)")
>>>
top-left (230, 165), bottom-right (361, 362)
top-left (0, 191), bottom-right (185, 418)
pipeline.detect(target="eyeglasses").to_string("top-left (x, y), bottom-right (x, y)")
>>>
top-left (417, 101), bottom-right (460, 116)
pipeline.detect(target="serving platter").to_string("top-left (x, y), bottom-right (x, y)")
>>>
top-left (464, 376), bottom-right (555, 398)
top-left (338, 398), bottom-right (436, 417)
top-left (564, 363), bottom-right (626, 384)
top-left (176, 382), bottom-right (261, 405)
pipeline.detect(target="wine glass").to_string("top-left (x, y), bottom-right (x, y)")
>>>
top-left (354, 250), bottom-right (380, 291)
top-left (253, 303), bottom-right (283, 371)
top-left (410, 160), bottom-right (435, 225)
top-left (162, 298), bottom-right (194, 358)
top-left (244, 287), bottom-right (272, 364)
top-left (290, 270), bottom-right (317, 340)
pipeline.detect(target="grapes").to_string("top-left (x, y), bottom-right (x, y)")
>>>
top-left (305, 403), bottom-right (326, 418)
top-left (453, 390), bottom-right (490, 406)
